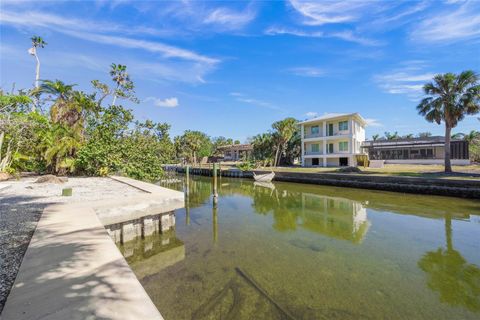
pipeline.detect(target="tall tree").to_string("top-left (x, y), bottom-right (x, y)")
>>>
top-left (418, 131), bottom-right (432, 138)
top-left (384, 131), bottom-right (399, 140)
top-left (28, 36), bottom-right (47, 111)
top-left (175, 130), bottom-right (211, 165)
top-left (251, 133), bottom-right (275, 166)
top-left (271, 117), bottom-right (298, 167)
top-left (372, 134), bottom-right (380, 141)
top-left (109, 63), bottom-right (136, 105)
top-left (417, 71), bottom-right (480, 172)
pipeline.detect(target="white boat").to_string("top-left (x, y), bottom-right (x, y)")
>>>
top-left (253, 172), bottom-right (275, 182)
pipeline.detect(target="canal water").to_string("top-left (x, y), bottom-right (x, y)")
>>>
top-left (116, 175), bottom-right (480, 320)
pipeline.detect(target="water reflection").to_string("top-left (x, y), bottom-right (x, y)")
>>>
top-left (153, 175), bottom-right (480, 318)
top-left (418, 214), bottom-right (480, 312)
top-left (104, 212), bottom-right (185, 279)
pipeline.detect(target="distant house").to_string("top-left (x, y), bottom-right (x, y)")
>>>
top-left (299, 113), bottom-right (367, 167)
top-left (217, 144), bottom-right (253, 161)
top-left (361, 136), bottom-right (470, 165)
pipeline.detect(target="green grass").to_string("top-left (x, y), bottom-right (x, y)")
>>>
top-left (254, 164), bottom-right (480, 180)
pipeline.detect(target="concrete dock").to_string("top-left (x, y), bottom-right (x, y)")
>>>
top-left (1, 176), bottom-right (184, 320)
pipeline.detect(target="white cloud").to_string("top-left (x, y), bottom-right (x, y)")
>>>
top-left (288, 0), bottom-right (373, 26)
top-left (265, 26), bottom-right (323, 37)
top-left (264, 26), bottom-right (380, 46)
top-left (329, 30), bottom-right (382, 46)
top-left (145, 97), bottom-right (179, 108)
top-left (289, 67), bottom-right (326, 77)
top-left (0, 10), bottom-right (218, 65)
top-left (364, 118), bottom-right (383, 127)
top-left (374, 64), bottom-right (437, 100)
top-left (230, 92), bottom-right (284, 111)
top-left (204, 6), bottom-right (256, 30)
top-left (412, 1), bottom-right (480, 43)
top-left (305, 111), bottom-right (318, 118)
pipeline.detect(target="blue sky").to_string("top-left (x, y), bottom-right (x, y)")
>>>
top-left (1, 0), bottom-right (479, 141)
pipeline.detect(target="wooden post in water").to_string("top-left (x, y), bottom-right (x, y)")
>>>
top-left (185, 165), bottom-right (191, 225)
top-left (212, 163), bottom-right (218, 198)
top-left (212, 201), bottom-right (218, 243)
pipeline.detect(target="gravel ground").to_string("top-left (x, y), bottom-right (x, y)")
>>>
top-left (0, 177), bottom-right (145, 314)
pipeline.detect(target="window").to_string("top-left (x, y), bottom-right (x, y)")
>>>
top-left (311, 126), bottom-right (319, 135)
top-left (339, 121), bottom-right (348, 131)
top-left (328, 143), bottom-right (334, 154)
top-left (311, 144), bottom-right (320, 152)
top-left (339, 141), bottom-right (348, 152)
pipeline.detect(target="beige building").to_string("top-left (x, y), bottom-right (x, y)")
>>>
top-left (218, 144), bottom-right (253, 161)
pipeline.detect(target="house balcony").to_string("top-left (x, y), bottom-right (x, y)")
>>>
top-left (304, 132), bottom-right (352, 140)
top-left (304, 151), bottom-right (323, 157)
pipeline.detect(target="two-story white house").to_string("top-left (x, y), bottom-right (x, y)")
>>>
top-left (300, 113), bottom-right (367, 167)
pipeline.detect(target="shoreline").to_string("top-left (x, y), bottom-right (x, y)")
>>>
top-left (174, 167), bottom-right (480, 199)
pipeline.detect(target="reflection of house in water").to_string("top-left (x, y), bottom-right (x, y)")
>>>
top-left (300, 193), bottom-right (370, 243)
top-left (104, 211), bottom-right (184, 279)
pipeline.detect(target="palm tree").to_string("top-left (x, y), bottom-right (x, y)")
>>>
top-left (418, 214), bottom-right (480, 312)
top-left (384, 131), bottom-right (399, 140)
top-left (36, 80), bottom-right (76, 124)
top-left (29, 36), bottom-right (47, 89)
top-left (417, 71), bottom-right (480, 172)
top-left (418, 131), bottom-right (432, 138)
top-left (372, 134), bottom-right (380, 141)
top-left (403, 133), bottom-right (414, 139)
top-left (251, 133), bottom-right (275, 166)
top-left (110, 63), bottom-right (133, 105)
top-left (28, 36), bottom-right (47, 111)
top-left (272, 118), bottom-right (298, 167)
top-left (463, 130), bottom-right (480, 143)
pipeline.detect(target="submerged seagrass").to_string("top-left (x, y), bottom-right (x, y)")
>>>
top-left (115, 175), bottom-right (480, 320)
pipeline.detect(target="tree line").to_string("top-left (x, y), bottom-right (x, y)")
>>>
top-left (1, 36), bottom-right (479, 178)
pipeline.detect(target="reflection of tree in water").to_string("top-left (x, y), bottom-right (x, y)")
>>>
top-left (418, 214), bottom-right (480, 312)
top-left (185, 178), bottom-right (213, 208)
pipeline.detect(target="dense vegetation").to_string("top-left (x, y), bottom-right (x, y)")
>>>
top-left (2, 37), bottom-right (479, 180)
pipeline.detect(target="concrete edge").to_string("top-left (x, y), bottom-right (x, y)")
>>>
top-left (0, 176), bottom-right (186, 320)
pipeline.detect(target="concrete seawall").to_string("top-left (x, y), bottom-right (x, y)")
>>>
top-left (175, 167), bottom-right (480, 199)
top-left (1, 176), bottom-right (184, 320)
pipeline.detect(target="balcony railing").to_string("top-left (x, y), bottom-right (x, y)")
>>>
top-left (304, 131), bottom-right (351, 139)
top-left (304, 133), bottom-right (322, 139)
top-left (304, 151), bottom-right (323, 156)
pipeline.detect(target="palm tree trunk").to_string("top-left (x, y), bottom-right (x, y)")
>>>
top-left (32, 53), bottom-right (40, 112)
top-left (445, 214), bottom-right (453, 252)
top-left (444, 125), bottom-right (452, 173)
top-left (274, 144), bottom-right (280, 167)
top-left (112, 83), bottom-right (120, 106)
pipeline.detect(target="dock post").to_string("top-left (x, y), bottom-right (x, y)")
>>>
top-left (213, 163), bottom-right (218, 198)
top-left (212, 200), bottom-right (218, 243)
top-left (185, 165), bottom-right (190, 225)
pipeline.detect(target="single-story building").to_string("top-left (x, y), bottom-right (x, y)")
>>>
top-left (361, 136), bottom-right (470, 165)
top-left (217, 144), bottom-right (253, 161)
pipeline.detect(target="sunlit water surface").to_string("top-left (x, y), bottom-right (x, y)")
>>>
top-left (116, 176), bottom-right (480, 320)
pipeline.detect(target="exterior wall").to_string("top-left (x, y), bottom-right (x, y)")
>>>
top-left (385, 159), bottom-right (470, 165)
top-left (326, 158), bottom-right (339, 167)
top-left (434, 146), bottom-right (444, 159)
top-left (301, 115), bottom-right (366, 167)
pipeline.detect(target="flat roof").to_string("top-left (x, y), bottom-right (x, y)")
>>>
top-left (299, 112), bottom-right (367, 126)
